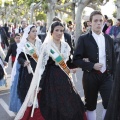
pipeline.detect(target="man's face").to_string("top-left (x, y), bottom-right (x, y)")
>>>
top-left (14, 36), bottom-right (20, 43)
top-left (22, 21), bottom-right (27, 28)
top-left (90, 15), bottom-right (103, 33)
top-left (87, 21), bottom-right (91, 26)
top-left (116, 20), bottom-right (120, 26)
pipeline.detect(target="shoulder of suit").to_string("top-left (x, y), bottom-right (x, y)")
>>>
top-left (10, 42), bottom-right (17, 46)
top-left (64, 32), bottom-right (71, 37)
top-left (78, 32), bottom-right (90, 39)
top-left (104, 33), bottom-right (111, 39)
top-left (104, 33), bottom-right (113, 42)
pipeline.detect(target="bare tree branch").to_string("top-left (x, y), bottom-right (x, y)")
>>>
top-left (57, 8), bottom-right (72, 15)
top-left (55, 2), bottom-right (73, 9)
top-left (31, 0), bottom-right (43, 10)
top-left (96, 0), bottom-right (108, 6)
top-left (87, 3), bottom-right (99, 10)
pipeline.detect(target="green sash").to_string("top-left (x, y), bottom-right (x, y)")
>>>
top-left (49, 45), bottom-right (70, 76)
top-left (24, 42), bottom-right (38, 62)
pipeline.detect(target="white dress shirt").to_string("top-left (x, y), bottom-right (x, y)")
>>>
top-left (92, 31), bottom-right (106, 73)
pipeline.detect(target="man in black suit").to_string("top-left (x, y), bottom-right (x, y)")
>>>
top-left (19, 20), bottom-right (27, 35)
top-left (73, 11), bottom-right (115, 120)
top-left (4, 33), bottom-right (21, 67)
top-left (36, 20), bottom-right (43, 39)
top-left (0, 24), bottom-right (9, 49)
top-left (102, 15), bottom-right (108, 33)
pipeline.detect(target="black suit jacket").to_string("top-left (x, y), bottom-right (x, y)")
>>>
top-left (102, 23), bottom-right (108, 33)
top-left (73, 31), bottom-right (115, 74)
top-left (64, 32), bottom-right (73, 55)
top-left (4, 42), bottom-right (17, 62)
top-left (64, 32), bottom-right (75, 68)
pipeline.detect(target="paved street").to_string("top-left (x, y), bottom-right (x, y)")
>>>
top-left (0, 60), bottom-right (103, 120)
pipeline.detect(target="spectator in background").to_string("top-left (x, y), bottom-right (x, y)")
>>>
top-left (19, 20), bottom-right (27, 35)
top-left (68, 20), bottom-right (73, 28)
top-left (102, 15), bottom-right (108, 33)
top-left (8, 24), bottom-right (12, 38)
top-left (105, 19), bottom-right (113, 35)
top-left (82, 21), bottom-right (88, 34)
top-left (86, 21), bottom-right (91, 33)
top-left (4, 33), bottom-right (21, 67)
top-left (109, 19), bottom-right (120, 39)
top-left (0, 23), bottom-right (9, 49)
top-left (36, 20), bottom-right (43, 39)
top-left (63, 22), bottom-right (69, 33)
top-left (14, 24), bottom-right (19, 34)
top-left (40, 22), bottom-right (47, 42)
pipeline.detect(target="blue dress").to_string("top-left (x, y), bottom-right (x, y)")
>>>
top-left (0, 77), bottom-right (6, 86)
top-left (9, 61), bottom-right (22, 113)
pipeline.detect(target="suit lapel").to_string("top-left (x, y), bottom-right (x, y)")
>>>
top-left (104, 34), bottom-right (108, 53)
top-left (88, 31), bottom-right (98, 47)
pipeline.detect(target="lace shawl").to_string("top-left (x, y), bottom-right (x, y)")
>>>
top-left (15, 40), bottom-right (71, 120)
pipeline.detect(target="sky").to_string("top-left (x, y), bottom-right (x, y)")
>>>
top-left (85, 0), bottom-right (116, 18)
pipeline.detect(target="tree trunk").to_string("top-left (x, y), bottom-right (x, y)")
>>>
top-left (117, 8), bottom-right (120, 18)
top-left (75, 4), bottom-right (85, 46)
top-left (47, 3), bottom-right (55, 29)
top-left (72, 3), bottom-right (75, 21)
top-left (30, 10), bottom-right (34, 24)
top-left (116, 0), bottom-right (120, 18)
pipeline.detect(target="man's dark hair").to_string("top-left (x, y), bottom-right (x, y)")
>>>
top-left (83, 21), bottom-right (88, 28)
top-left (52, 16), bottom-right (61, 22)
top-left (104, 15), bottom-right (108, 20)
top-left (68, 21), bottom-right (72, 25)
top-left (15, 33), bottom-right (21, 37)
top-left (89, 10), bottom-right (103, 22)
top-left (117, 19), bottom-right (120, 22)
top-left (107, 19), bottom-right (113, 26)
top-left (21, 20), bottom-right (26, 24)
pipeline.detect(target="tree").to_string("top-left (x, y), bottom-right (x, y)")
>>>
top-left (74, 0), bottom-right (109, 45)
top-left (113, 10), bottom-right (117, 18)
top-left (115, 0), bottom-right (120, 18)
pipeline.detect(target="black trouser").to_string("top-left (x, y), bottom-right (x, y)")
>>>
top-left (82, 71), bottom-right (113, 111)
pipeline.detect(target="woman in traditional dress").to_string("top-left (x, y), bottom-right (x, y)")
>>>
top-left (104, 53), bottom-right (120, 120)
top-left (9, 25), bottom-right (42, 113)
top-left (0, 45), bottom-right (7, 87)
top-left (15, 21), bottom-right (86, 120)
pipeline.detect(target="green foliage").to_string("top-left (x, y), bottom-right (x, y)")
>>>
top-left (113, 10), bottom-right (117, 18)
top-left (63, 15), bottom-right (72, 23)
top-left (42, 1), bottom-right (48, 11)
top-left (36, 11), bottom-right (47, 21)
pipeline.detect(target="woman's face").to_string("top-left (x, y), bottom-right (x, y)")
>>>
top-left (107, 22), bottom-right (111, 27)
top-left (52, 25), bottom-right (64, 41)
top-left (28, 27), bottom-right (37, 40)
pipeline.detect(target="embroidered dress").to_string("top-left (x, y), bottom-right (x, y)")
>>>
top-left (9, 61), bottom-right (21, 112)
top-left (104, 53), bottom-right (120, 120)
top-left (9, 39), bottom-right (42, 113)
top-left (15, 41), bottom-right (86, 120)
